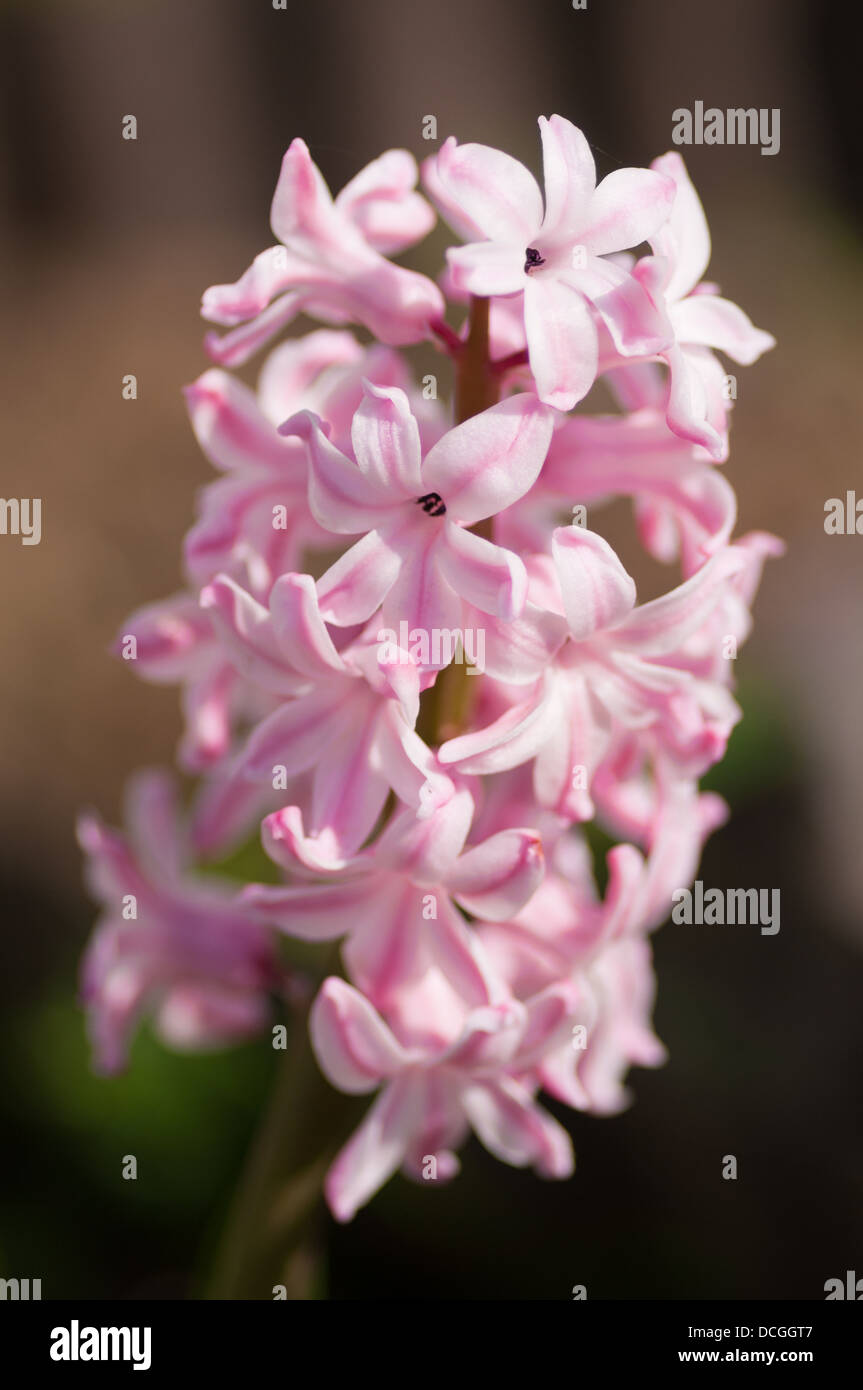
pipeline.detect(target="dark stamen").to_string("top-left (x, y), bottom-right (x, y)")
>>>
top-left (416, 492), bottom-right (446, 517)
top-left (524, 247), bottom-right (545, 273)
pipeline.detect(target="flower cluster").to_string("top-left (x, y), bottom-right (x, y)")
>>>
top-left (80, 116), bottom-right (778, 1221)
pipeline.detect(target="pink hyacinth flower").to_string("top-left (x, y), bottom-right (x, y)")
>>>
top-left (281, 382), bottom-right (554, 645)
top-left (632, 152), bottom-right (776, 460)
top-left (311, 974), bottom-right (583, 1220)
top-left (202, 142), bottom-right (444, 364)
top-left (244, 782), bottom-right (544, 1027)
top-left (77, 770), bottom-right (280, 1074)
top-left (427, 114), bottom-right (675, 409)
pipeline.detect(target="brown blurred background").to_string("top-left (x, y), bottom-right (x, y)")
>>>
top-left (0, 0), bottom-right (861, 1300)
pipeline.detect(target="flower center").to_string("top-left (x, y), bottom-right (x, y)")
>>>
top-left (524, 246), bottom-right (546, 273)
top-left (416, 492), bottom-right (446, 517)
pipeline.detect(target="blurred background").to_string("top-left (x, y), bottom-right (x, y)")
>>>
top-left (0, 0), bottom-right (861, 1300)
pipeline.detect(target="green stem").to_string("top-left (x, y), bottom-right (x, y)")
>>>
top-left (206, 995), bottom-right (362, 1300)
top-left (418, 297), bottom-right (499, 744)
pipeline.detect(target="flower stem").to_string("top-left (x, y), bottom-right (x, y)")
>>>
top-left (205, 995), bottom-right (363, 1300)
top-left (418, 297), bottom-right (499, 745)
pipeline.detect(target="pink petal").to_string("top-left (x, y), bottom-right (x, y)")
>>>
top-left (335, 149), bottom-right (435, 254)
top-left (449, 829), bottom-right (544, 921)
top-left (311, 977), bottom-right (412, 1093)
top-left (243, 879), bottom-right (376, 940)
top-left (663, 341), bottom-right (726, 460)
top-left (316, 529), bottom-right (403, 626)
top-left (381, 530), bottom-right (463, 650)
top-left (551, 526), bottom-right (637, 640)
top-left (200, 576), bottom-right (307, 696)
top-left (461, 1078), bottom-right (574, 1177)
top-left (613, 547), bottom-right (747, 655)
top-left (280, 409), bottom-right (395, 533)
top-left (239, 689), bottom-right (348, 782)
top-left (672, 294), bottom-right (776, 364)
top-left (203, 292), bottom-right (307, 368)
top-left (325, 1077), bottom-right (418, 1221)
top-left (446, 241), bottom-right (525, 298)
top-left (581, 167), bottom-right (675, 257)
top-left (422, 393), bottom-right (553, 526)
top-left (350, 383), bottom-right (423, 497)
top-left (650, 152), bottom-right (711, 302)
top-left (269, 573), bottom-right (348, 678)
top-left (538, 114), bottom-right (596, 239)
top-left (439, 678), bottom-right (552, 776)
top-left (435, 136), bottom-right (543, 243)
top-left (575, 257), bottom-right (672, 357)
top-left (437, 524), bottom-right (527, 622)
top-left (523, 274), bottom-right (598, 411)
top-left (184, 369), bottom-right (294, 473)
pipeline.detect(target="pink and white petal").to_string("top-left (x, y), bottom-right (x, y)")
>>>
top-left (373, 785), bottom-right (474, 885)
top-left (533, 672), bottom-right (608, 819)
top-left (425, 896), bottom-right (499, 1007)
top-left (551, 526), bottom-right (636, 640)
top-left (269, 137), bottom-right (343, 249)
top-left (204, 292), bottom-right (307, 369)
top-left (256, 329), bottom-right (364, 423)
top-left (342, 881), bottom-right (429, 1007)
top-left (463, 601), bottom-right (566, 684)
top-left (243, 878), bottom-right (376, 939)
top-left (201, 246), bottom-right (299, 325)
top-left (309, 708), bottom-right (392, 855)
top-left (77, 813), bottom-right (150, 908)
top-left (311, 977), bottom-right (412, 1094)
top-left (350, 383), bottom-right (423, 497)
top-left (189, 759), bottom-right (282, 860)
top-left (280, 409), bottom-right (394, 533)
top-left (664, 341), bottom-right (726, 459)
top-left (439, 678), bottom-right (553, 776)
top-left (515, 980), bottom-right (592, 1069)
top-left (316, 529), bottom-right (403, 626)
top-left (115, 593), bottom-right (212, 683)
top-left (381, 534), bottom-right (463, 655)
top-left (422, 394), bottom-right (554, 526)
top-left (239, 689), bottom-right (348, 783)
top-left (575, 258), bottom-right (672, 357)
top-left (372, 718), bottom-right (454, 812)
top-left (538, 114), bottom-right (596, 241)
top-left (336, 149), bottom-right (435, 253)
top-left (156, 987), bottom-right (269, 1051)
top-left (269, 572), bottom-right (348, 678)
top-left (445, 241), bottom-right (525, 298)
top-left (437, 525), bottom-right (527, 621)
top-left (461, 1077), bottom-right (574, 1177)
top-left (613, 546), bottom-right (747, 655)
top-left (523, 275), bottom-right (598, 411)
top-left (421, 150), bottom-right (487, 241)
top-left (650, 152), bottom-right (711, 302)
top-left (259, 804), bottom-right (363, 875)
top-left (580, 167), bottom-right (675, 257)
top-left (672, 293), bottom-right (776, 364)
top-left (435, 136), bottom-right (543, 243)
top-left (449, 829), bottom-right (544, 922)
top-left (200, 576), bottom-right (304, 696)
top-left (325, 1077), bottom-right (419, 1221)
top-left (184, 369), bottom-right (291, 473)
top-left (178, 661), bottom-right (236, 770)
